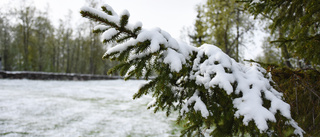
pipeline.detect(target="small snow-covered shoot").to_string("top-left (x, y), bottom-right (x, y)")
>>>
top-left (80, 4), bottom-right (304, 136)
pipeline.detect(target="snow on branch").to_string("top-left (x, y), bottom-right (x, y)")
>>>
top-left (81, 4), bottom-right (304, 136)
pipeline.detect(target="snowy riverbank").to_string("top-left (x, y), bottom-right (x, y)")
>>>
top-left (0, 79), bottom-right (180, 136)
top-left (0, 71), bottom-right (121, 80)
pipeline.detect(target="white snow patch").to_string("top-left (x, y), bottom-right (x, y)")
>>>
top-left (163, 48), bottom-right (186, 72)
top-left (181, 91), bottom-right (209, 118)
top-left (0, 79), bottom-right (180, 136)
top-left (94, 25), bottom-right (109, 31)
top-left (81, 6), bottom-right (119, 24)
top-left (102, 28), bottom-right (118, 40)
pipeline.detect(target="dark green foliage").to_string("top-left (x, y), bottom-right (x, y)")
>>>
top-left (245, 0), bottom-right (320, 69)
top-left (246, 59), bottom-right (320, 136)
top-left (246, 1), bottom-right (320, 134)
top-left (93, 26), bottom-right (109, 33)
top-left (120, 14), bottom-right (129, 28)
top-left (271, 67), bottom-right (320, 136)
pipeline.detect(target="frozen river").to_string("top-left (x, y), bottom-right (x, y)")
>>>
top-left (0, 79), bottom-right (180, 137)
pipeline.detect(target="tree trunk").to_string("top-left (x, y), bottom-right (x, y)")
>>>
top-left (2, 25), bottom-right (10, 71)
top-left (279, 27), bottom-right (293, 68)
top-left (66, 30), bottom-right (71, 73)
top-left (236, 8), bottom-right (240, 62)
top-left (23, 24), bottom-right (29, 71)
top-left (224, 22), bottom-right (230, 56)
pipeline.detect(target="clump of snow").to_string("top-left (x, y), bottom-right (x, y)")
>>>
top-left (181, 91), bottom-right (209, 118)
top-left (163, 48), bottom-right (186, 72)
top-left (94, 25), bottom-right (109, 31)
top-left (251, 0), bottom-right (263, 4)
top-left (102, 28), bottom-right (118, 40)
top-left (81, 6), bottom-right (119, 24)
top-left (120, 9), bottom-right (130, 17)
top-left (133, 21), bottom-right (142, 29)
top-left (191, 44), bottom-right (235, 94)
top-left (102, 4), bottom-right (118, 17)
top-left (136, 28), bottom-right (166, 52)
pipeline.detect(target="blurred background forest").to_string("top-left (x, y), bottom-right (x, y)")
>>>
top-left (0, 0), bottom-right (319, 136)
top-left (0, 1), bottom-right (117, 75)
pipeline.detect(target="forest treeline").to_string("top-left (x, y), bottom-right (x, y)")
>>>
top-left (0, 2), bottom-right (117, 75)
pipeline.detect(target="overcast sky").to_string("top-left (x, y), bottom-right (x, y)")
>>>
top-left (0, 0), bottom-right (203, 40)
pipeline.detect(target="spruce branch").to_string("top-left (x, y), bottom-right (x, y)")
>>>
top-left (81, 4), bottom-right (305, 137)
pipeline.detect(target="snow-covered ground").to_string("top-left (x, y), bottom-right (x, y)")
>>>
top-left (0, 79), bottom-right (181, 137)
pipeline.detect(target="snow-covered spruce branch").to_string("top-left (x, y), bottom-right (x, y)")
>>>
top-left (81, 4), bottom-right (304, 136)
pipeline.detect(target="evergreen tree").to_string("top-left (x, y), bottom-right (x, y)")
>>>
top-left (189, 5), bottom-right (208, 47)
top-left (198, 0), bottom-right (254, 61)
top-left (81, 4), bottom-right (304, 136)
top-left (245, 0), bottom-right (320, 69)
